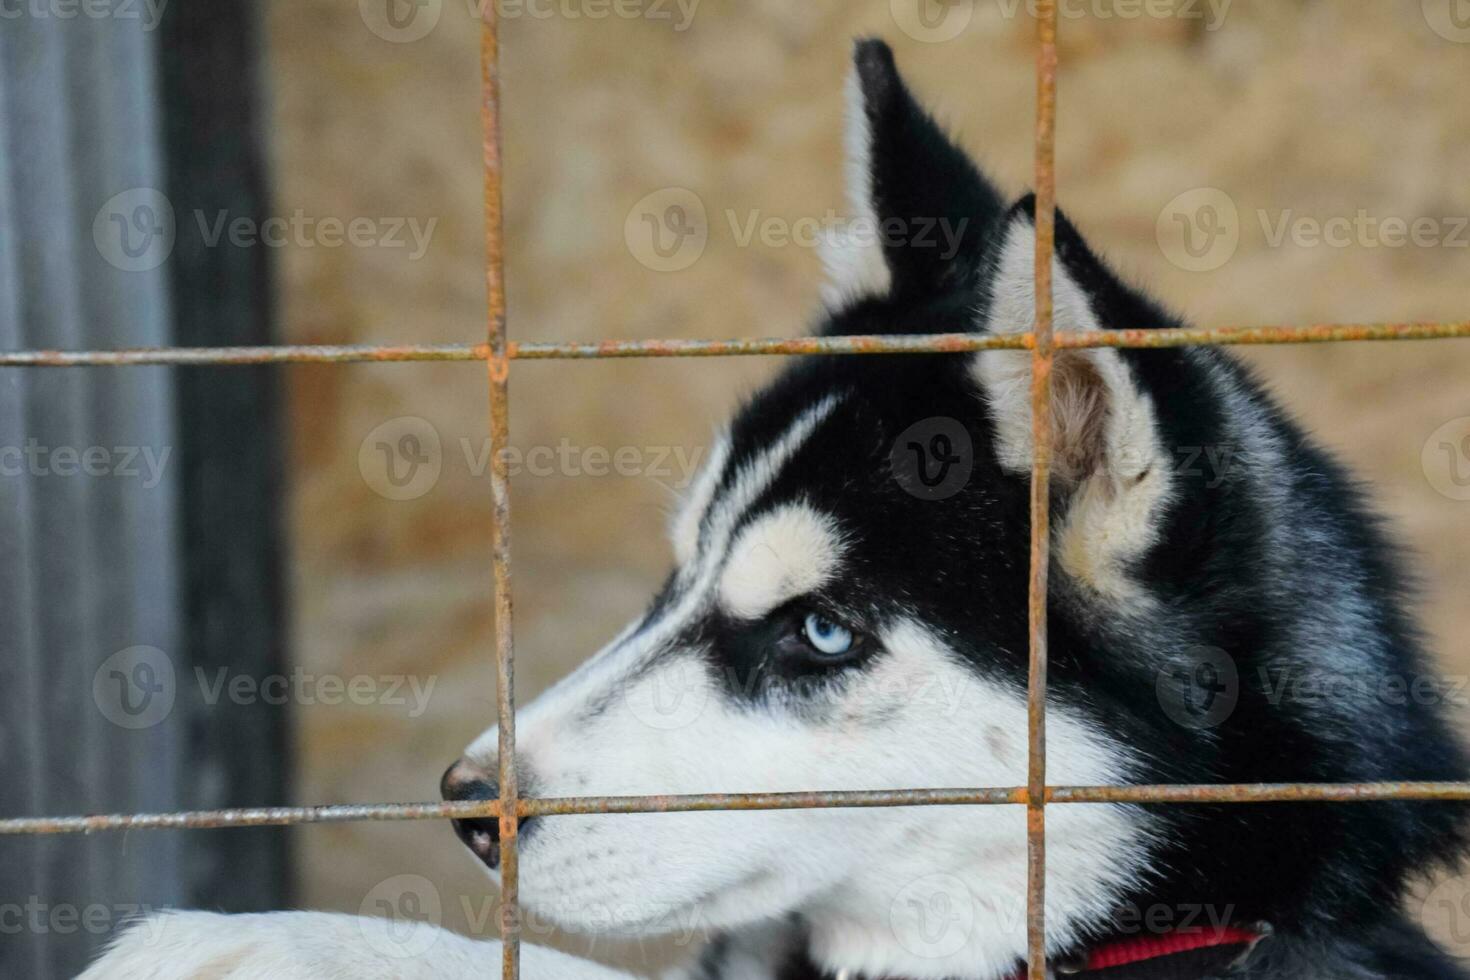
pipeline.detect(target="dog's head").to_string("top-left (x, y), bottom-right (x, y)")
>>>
top-left (444, 40), bottom-right (1466, 980)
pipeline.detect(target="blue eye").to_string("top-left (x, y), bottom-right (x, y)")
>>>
top-left (802, 613), bottom-right (854, 656)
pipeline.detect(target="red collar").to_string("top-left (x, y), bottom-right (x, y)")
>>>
top-left (1005, 924), bottom-right (1268, 978)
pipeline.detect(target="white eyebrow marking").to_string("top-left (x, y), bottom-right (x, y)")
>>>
top-left (719, 502), bottom-right (846, 620)
top-left (671, 433), bottom-right (732, 567)
top-left (669, 393), bottom-right (845, 585)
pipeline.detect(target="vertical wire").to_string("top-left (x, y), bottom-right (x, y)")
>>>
top-left (1026, 1), bottom-right (1059, 977)
top-left (479, 5), bottom-right (519, 978)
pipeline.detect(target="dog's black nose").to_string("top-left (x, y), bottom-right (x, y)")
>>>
top-left (442, 759), bottom-right (504, 868)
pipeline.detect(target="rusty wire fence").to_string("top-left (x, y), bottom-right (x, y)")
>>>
top-left (6, 5), bottom-right (1470, 979)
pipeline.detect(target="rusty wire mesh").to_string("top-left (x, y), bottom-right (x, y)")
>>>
top-left (4, 4), bottom-right (1470, 978)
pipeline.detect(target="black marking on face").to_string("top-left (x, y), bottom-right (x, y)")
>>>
top-left (703, 598), bottom-right (879, 708)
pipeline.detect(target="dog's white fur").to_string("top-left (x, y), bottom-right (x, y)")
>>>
top-left (975, 222), bottom-right (1174, 604)
top-left (85, 403), bottom-right (1150, 980)
top-left (671, 434), bottom-right (731, 567)
top-left (717, 501), bottom-right (846, 619)
top-left (817, 61), bottom-right (894, 309)
top-left (82, 70), bottom-right (1159, 980)
top-left (78, 911), bottom-right (627, 980)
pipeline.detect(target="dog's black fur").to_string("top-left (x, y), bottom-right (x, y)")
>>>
top-left (695, 39), bottom-right (1470, 979)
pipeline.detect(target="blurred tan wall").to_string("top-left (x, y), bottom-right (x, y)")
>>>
top-left (263, 0), bottom-right (1470, 971)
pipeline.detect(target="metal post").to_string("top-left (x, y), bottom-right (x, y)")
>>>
top-left (480, 5), bottom-right (520, 979)
top-left (1027, 1), bottom-right (1059, 976)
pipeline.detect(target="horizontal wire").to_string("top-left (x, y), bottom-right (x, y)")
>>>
top-left (0, 800), bottom-right (504, 835)
top-left (5, 782), bottom-right (1469, 836)
top-left (1047, 783), bottom-right (1470, 804)
top-left (0, 343), bottom-right (490, 366)
top-left (5, 331), bottom-right (1467, 838)
top-left (2, 321), bottom-right (1469, 366)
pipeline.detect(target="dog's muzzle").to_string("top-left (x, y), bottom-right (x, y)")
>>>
top-left (441, 759), bottom-right (507, 869)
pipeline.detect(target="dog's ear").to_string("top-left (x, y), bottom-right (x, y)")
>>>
top-left (973, 201), bottom-right (1176, 599)
top-left (821, 39), bottom-right (1005, 308)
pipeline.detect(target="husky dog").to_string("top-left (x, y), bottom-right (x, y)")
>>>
top-left (87, 39), bottom-right (1468, 980)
